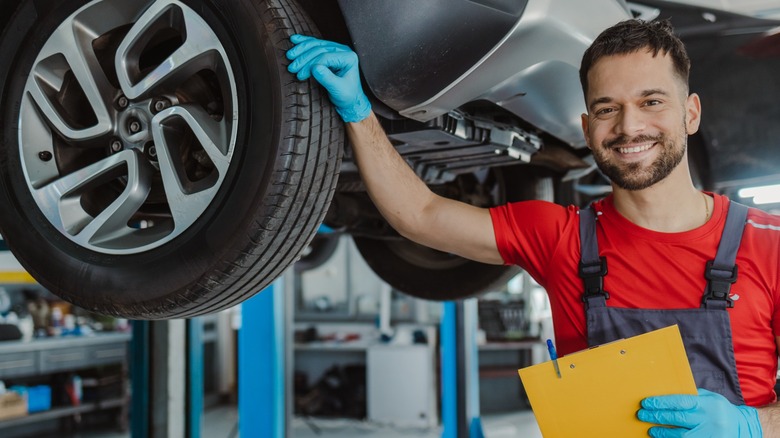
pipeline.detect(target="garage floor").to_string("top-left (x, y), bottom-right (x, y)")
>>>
top-left (291, 410), bottom-right (542, 437)
top-left (48, 405), bottom-right (543, 437)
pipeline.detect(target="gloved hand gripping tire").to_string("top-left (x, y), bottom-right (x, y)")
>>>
top-left (286, 35), bottom-right (372, 123)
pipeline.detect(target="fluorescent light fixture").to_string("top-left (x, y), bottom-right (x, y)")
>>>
top-left (738, 184), bottom-right (780, 205)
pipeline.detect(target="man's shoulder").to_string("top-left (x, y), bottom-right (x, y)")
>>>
top-left (720, 195), bottom-right (780, 233)
top-left (732, 200), bottom-right (780, 255)
top-left (745, 208), bottom-right (780, 234)
top-left (729, 196), bottom-right (780, 229)
top-left (493, 199), bottom-right (577, 234)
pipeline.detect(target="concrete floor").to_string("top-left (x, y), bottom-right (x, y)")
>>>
top-left (291, 411), bottom-right (543, 437)
top-left (37, 404), bottom-right (543, 438)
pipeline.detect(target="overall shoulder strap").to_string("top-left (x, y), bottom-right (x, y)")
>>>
top-left (702, 201), bottom-right (750, 308)
top-left (579, 205), bottom-right (608, 307)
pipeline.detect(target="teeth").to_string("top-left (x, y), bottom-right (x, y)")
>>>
top-left (617, 143), bottom-right (654, 154)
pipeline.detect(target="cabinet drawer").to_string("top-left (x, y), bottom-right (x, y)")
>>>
top-left (40, 347), bottom-right (90, 373)
top-left (0, 352), bottom-right (36, 379)
top-left (89, 344), bottom-right (127, 365)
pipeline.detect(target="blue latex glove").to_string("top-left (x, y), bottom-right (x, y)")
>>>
top-left (637, 388), bottom-right (762, 437)
top-left (285, 34), bottom-right (371, 123)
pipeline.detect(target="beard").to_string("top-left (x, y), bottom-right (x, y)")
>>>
top-left (592, 127), bottom-right (687, 191)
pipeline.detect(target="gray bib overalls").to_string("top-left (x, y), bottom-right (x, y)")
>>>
top-left (578, 201), bottom-right (749, 405)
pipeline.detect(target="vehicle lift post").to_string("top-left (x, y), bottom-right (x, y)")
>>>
top-left (130, 318), bottom-right (204, 438)
top-left (441, 299), bottom-right (485, 438)
top-left (238, 275), bottom-right (293, 438)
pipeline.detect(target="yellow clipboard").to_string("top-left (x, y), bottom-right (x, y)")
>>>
top-left (518, 325), bottom-right (696, 437)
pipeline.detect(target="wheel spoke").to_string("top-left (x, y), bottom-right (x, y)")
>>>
top-left (33, 150), bottom-right (153, 246)
top-left (116, 1), bottom-right (224, 100)
top-left (27, 21), bottom-right (114, 141)
top-left (162, 104), bottom-right (231, 166)
top-left (151, 104), bottom-right (230, 227)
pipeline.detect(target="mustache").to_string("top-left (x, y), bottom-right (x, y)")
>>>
top-left (603, 134), bottom-right (663, 149)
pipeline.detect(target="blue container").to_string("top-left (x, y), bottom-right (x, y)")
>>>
top-left (27, 385), bottom-right (51, 413)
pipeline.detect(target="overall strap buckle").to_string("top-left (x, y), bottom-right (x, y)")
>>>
top-left (580, 256), bottom-right (610, 302)
top-left (579, 205), bottom-right (609, 305)
top-left (702, 261), bottom-right (737, 308)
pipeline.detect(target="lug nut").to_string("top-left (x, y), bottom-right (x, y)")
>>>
top-left (129, 120), bottom-right (141, 133)
top-left (117, 95), bottom-right (129, 109)
top-left (146, 143), bottom-right (157, 160)
top-left (38, 151), bottom-right (53, 162)
top-left (153, 98), bottom-right (170, 113)
top-left (111, 140), bottom-right (123, 152)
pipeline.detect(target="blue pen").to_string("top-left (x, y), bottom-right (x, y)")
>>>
top-left (546, 339), bottom-right (562, 378)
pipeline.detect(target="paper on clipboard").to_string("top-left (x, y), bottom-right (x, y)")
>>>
top-left (518, 325), bottom-right (696, 437)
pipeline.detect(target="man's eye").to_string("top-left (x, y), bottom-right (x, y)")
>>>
top-left (595, 107), bottom-right (614, 116)
top-left (645, 99), bottom-right (662, 106)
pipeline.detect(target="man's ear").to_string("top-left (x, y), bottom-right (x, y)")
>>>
top-left (685, 93), bottom-right (701, 135)
top-left (581, 113), bottom-right (592, 149)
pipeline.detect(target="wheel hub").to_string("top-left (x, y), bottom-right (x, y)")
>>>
top-left (116, 102), bottom-right (153, 150)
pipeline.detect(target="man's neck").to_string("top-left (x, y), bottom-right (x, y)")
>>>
top-left (611, 172), bottom-right (709, 233)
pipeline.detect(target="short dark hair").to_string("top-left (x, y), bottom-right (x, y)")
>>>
top-left (579, 19), bottom-right (691, 99)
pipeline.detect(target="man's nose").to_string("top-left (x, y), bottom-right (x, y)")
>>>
top-left (615, 105), bottom-right (646, 136)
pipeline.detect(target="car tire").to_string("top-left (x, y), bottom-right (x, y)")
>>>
top-left (0, 0), bottom-right (342, 318)
top-left (353, 236), bottom-right (521, 301)
top-left (294, 234), bottom-right (341, 273)
top-left (353, 167), bottom-right (554, 301)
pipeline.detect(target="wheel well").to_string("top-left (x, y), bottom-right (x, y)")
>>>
top-left (0, 0), bottom-right (24, 38)
top-left (294, 0), bottom-right (352, 44)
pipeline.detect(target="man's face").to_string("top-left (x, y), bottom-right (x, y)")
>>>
top-left (581, 49), bottom-right (700, 191)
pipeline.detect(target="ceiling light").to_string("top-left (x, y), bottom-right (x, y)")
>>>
top-left (738, 184), bottom-right (780, 205)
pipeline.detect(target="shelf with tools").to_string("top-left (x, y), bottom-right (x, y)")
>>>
top-left (0, 332), bottom-right (131, 432)
top-left (0, 397), bottom-right (126, 428)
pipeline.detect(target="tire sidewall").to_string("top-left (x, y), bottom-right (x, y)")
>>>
top-left (353, 235), bottom-right (520, 301)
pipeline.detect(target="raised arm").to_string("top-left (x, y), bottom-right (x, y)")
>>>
top-left (286, 35), bottom-right (504, 265)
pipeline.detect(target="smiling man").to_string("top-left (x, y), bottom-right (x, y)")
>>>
top-left (287, 19), bottom-right (780, 436)
top-left (580, 21), bottom-right (705, 228)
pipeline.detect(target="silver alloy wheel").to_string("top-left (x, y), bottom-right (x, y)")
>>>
top-left (19, 0), bottom-right (238, 254)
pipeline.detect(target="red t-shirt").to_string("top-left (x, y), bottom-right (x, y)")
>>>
top-left (490, 193), bottom-right (780, 406)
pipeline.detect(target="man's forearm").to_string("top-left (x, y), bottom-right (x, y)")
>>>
top-left (758, 402), bottom-right (780, 436)
top-left (346, 111), bottom-right (435, 238)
